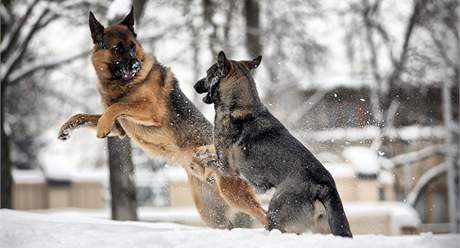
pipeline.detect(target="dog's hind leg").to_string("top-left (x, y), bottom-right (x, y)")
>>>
top-left (320, 187), bottom-right (353, 237)
top-left (216, 176), bottom-right (268, 227)
top-left (187, 173), bottom-right (233, 229)
top-left (267, 185), bottom-right (318, 234)
top-left (192, 145), bottom-right (267, 226)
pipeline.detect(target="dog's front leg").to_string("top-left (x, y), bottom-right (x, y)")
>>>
top-left (192, 145), bottom-right (219, 183)
top-left (96, 103), bottom-right (162, 138)
top-left (59, 113), bottom-right (125, 140)
top-left (212, 146), bottom-right (238, 177)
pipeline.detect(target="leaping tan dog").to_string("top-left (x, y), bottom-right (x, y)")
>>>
top-left (58, 8), bottom-right (267, 228)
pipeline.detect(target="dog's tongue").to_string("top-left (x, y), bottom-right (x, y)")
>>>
top-left (121, 68), bottom-right (135, 81)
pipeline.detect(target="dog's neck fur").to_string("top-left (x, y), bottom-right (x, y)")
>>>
top-left (93, 49), bottom-right (155, 103)
top-left (215, 64), bottom-right (264, 120)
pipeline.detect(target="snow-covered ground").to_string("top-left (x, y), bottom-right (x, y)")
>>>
top-left (1, 210), bottom-right (458, 248)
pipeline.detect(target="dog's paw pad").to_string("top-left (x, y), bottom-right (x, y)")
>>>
top-left (58, 129), bottom-right (70, 141)
top-left (206, 175), bottom-right (216, 185)
top-left (193, 150), bottom-right (208, 159)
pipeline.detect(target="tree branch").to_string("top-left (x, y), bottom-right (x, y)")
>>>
top-left (390, 145), bottom-right (443, 167)
top-left (1, 0), bottom-right (41, 57)
top-left (1, 8), bottom-right (50, 84)
top-left (8, 50), bottom-right (91, 85)
top-left (387, 0), bottom-right (428, 90)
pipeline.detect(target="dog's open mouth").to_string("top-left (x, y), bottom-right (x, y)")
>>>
top-left (121, 67), bottom-right (136, 81)
top-left (118, 60), bottom-right (141, 82)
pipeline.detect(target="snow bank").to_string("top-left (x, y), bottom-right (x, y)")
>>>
top-left (345, 202), bottom-right (421, 235)
top-left (35, 207), bottom-right (203, 225)
top-left (1, 210), bottom-right (457, 248)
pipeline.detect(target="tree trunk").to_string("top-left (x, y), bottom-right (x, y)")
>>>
top-left (1, 84), bottom-right (13, 209)
top-left (203, 0), bottom-right (219, 58)
top-left (108, 137), bottom-right (138, 220)
top-left (1, 0), bottom-right (13, 209)
top-left (105, 0), bottom-right (148, 221)
top-left (244, 0), bottom-right (262, 57)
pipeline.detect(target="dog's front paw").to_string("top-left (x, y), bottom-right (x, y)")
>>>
top-left (206, 175), bottom-right (216, 185)
top-left (58, 115), bottom-right (85, 141)
top-left (193, 146), bottom-right (211, 159)
top-left (58, 127), bottom-right (71, 141)
top-left (96, 125), bottom-right (112, 138)
top-left (96, 118), bottom-right (113, 139)
top-left (193, 145), bottom-right (217, 160)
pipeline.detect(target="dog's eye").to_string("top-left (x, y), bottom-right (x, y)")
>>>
top-left (111, 42), bottom-right (123, 53)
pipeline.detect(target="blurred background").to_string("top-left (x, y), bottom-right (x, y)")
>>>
top-left (1, 0), bottom-right (459, 235)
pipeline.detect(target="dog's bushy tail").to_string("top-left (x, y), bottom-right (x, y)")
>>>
top-left (321, 188), bottom-right (353, 238)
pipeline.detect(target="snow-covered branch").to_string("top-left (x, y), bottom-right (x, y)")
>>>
top-left (390, 145), bottom-right (443, 168)
top-left (0, 0), bottom-right (40, 55)
top-left (1, 0), bottom-right (98, 86)
top-left (8, 50), bottom-right (91, 85)
top-left (0, 2), bottom-right (13, 27)
top-left (1, 7), bottom-right (51, 83)
top-left (303, 125), bottom-right (446, 143)
top-left (387, 0), bottom-right (428, 90)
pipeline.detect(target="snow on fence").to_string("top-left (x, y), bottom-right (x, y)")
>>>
top-left (299, 125), bottom-right (446, 143)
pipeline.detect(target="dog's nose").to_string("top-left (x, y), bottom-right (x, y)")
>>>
top-left (194, 78), bottom-right (208, 93)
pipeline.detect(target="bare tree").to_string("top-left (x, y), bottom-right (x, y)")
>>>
top-left (353, 0), bottom-right (430, 152)
top-left (0, 0), bottom-right (93, 208)
top-left (345, 0), bottom-right (459, 231)
top-left (105, 0), bottom-right (149, 221)
top-left (261, 0), bottom-right (327, 126)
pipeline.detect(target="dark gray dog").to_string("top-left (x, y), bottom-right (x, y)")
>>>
top-left (194, 51), bottom-right (352, 237)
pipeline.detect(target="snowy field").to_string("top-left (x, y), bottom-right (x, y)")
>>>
top-left (1, 210), bottom-right (458, 248)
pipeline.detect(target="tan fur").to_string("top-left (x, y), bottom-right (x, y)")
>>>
top-left (193, 145), bottom-right (267, 226)
top-left (58, 24), bottom-right (266, 228)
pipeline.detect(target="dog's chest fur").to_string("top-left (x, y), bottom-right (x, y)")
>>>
top-left (214, 110), bottom-right (275, 191)
top-left (99, 61), bottom-right (212, 167)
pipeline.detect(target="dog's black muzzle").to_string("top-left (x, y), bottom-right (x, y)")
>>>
top-left (112, 58), bottom-right (141, 82)
top-left (194, 78), bottom-right (208, 94)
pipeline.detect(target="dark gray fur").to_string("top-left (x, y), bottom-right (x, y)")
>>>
top-left (194, 52), bottom-right (353, 237)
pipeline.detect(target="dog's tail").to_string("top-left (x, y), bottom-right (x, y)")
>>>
top-left (321, 188), bottom-right (353, 238)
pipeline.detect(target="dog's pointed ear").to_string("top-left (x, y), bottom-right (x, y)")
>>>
top-left (241, 55), bottom-right (262, 70)
top-left (120, 6), bottom-right (136, 36)
top-left (89, 11), bottom-right (105, 46)
top-left (217, 51), bottom-right (230, 76)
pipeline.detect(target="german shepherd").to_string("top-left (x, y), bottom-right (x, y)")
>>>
top-left (57, 9), bottom-right (267, 229)
top-left (194, 51), bottom-right (353, 237)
